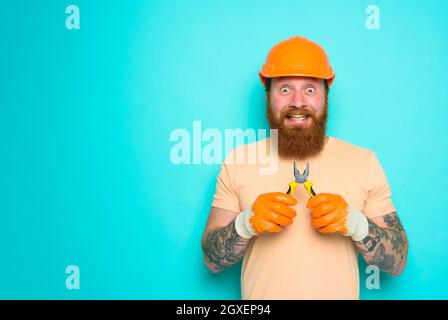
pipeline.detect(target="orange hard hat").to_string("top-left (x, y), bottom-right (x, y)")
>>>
top-left (259, 36), bottom-right (335, 87)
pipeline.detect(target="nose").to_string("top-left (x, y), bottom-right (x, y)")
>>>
top-left (289, 90), bottom-right (306, 109)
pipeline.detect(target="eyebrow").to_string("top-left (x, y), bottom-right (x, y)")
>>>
top-left (276, 80), bottom-right (320, 87)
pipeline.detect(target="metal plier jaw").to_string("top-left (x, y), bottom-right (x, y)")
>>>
top-left (286, 161), bottom-right (317, 197)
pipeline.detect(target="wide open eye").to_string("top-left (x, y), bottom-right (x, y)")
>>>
top-left (280, 87), bottom-right (290, 94)
top-left (305, 87), bottom-right (316, 94)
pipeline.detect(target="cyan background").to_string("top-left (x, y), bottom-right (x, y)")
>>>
top-left (0, 0), bottom-right (447, 299)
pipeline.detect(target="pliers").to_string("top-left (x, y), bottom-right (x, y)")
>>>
top-left (286, 161), bottom-right (317, 197)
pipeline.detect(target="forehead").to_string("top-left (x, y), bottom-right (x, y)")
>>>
top-left (273, 76), bottom-right (324, 86)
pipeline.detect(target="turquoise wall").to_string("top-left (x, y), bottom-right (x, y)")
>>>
top-left (0, 0), bottom-right (447, 299)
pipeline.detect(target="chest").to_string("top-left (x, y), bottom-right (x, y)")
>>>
top-left (236, 161), bottom-right (368, 213)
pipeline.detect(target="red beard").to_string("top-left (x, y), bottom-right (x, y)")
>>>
top-left (266, 99), bottom-right (328, 159)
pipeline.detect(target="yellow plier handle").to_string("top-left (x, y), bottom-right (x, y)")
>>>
top-left (287, 181), bottom-right (317, 197)
top-left (304, 181), bottom-right (317, 197)
top-left (286, 181), bottom-right (299, 195)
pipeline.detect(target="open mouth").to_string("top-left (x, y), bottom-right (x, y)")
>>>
top-left (285, 114), bottom-right (311, 126)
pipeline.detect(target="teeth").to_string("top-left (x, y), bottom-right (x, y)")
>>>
top-left (290, 115), bottom-right (306, 119)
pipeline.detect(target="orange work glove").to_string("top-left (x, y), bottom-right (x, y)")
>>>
top-left (235, 192), bottom-right (297, 239)
top-left (306, 193), bottom-right (368, 241)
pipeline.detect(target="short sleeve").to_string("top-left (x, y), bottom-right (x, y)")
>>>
top-left (363, 152), bottom-right (396, 218)
top-left (211, 156), bottom-right (241, 213)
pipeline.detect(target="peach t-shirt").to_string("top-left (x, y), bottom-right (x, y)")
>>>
top-left (211, 136), bottom-right (396, 300)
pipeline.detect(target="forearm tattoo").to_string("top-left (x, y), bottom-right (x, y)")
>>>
top-left (355, 212), bottom-right (408, 275)
top-left (202, 219), bottom-right (250, 273)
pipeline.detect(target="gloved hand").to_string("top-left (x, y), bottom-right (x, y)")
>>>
top-left (235, 192), bottom-right (297, 239)
top-left (306, 193), bottom-right (368, 241)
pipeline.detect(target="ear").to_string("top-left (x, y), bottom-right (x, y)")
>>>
top-left (265, 92), bottom-right (272, 109)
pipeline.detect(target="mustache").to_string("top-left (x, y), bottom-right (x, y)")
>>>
top-left (280, 107), bottom-right (316, 120)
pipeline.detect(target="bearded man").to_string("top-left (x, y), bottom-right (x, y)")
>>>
top-left (201, 36), bottom-right (408, 300)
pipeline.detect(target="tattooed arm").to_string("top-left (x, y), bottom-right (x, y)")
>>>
top-left (355, 212), bottom-right (408, 276)
top-left (201, 207), bottom-right (250, 273)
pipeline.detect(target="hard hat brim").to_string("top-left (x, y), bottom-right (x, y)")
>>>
top-left (259, 71), bottom-right (335, 87)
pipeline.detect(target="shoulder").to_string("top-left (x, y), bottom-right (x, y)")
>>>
top-left (223, 138), bottom-right (270, 165)
top-left (328, 136), bottom-right (376, 160)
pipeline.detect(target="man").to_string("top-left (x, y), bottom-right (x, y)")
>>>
top-left (201, 36), bottom-right (408, 299)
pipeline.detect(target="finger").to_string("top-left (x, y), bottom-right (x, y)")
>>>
top-left (265, 192), bottom-right (298, 206)
top-left (310, 202), bottom-right (337, 218)
top-left (265, 200), bottom-right (297, 218)
top-left (311, 211), bottom-right (342, 229)
top-left (256, 206), bottom-right (293, 226)
top-left (262, 220), bottom-right (282, 233)
top-left (267, 211), bottom-right (293, 226)
top-left (306, 193), bottom-right (333, 209)
top-left (318, 220), bottom-right (347, 234)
